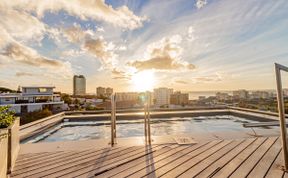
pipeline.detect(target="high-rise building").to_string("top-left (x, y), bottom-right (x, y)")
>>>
top-left (73, 75), bottom-right (86, 96)
top-left (153, 88), bottom-right (173, 106)
top-left (170, 91), bottom-right (189, 105)
top-left (96, 87), bottom-right (106, 97)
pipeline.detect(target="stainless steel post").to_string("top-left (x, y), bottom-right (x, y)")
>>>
top-left (275, 63), bottom-right (288, 170)
top-left (144, 104), bottom-right (147, 140)
top-left (147, 93), bottom-right (151, 144)
top-left (110, 94), bottom-right (116, 146)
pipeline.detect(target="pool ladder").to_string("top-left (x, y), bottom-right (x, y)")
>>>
top-left (110, 92), bottom-right (152, 146)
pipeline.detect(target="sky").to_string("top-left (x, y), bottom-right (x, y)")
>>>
top-left (0, 0), bottom-right (288, 93)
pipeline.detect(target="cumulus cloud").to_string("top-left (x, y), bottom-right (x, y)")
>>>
top-left (63, 24), bottom-right (95, 43)
top-left (128, 35), bottom-right (195, 71)
top-left (0, 6), bottom-right (45, 43)
top-left (2, 43), bottom-right (63, 67)
top-left (83, 37), bottom-right (117, 69)
top-left (195, 0), bottom-right (207, 9)
top-left (3, 0), bottom-right (147, 30)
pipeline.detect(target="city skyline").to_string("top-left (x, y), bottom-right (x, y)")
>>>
top-left (1, 0), bottom-right (288, 93)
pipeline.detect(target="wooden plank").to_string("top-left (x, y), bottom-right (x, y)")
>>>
top-left (160, 140), bottom-right (232, 178)
top-left (229, 137), bottom-right (278, 178)
top-left (94, 144), bottom-right (181, 178)
top-left (37, 145), bottom-right (160, 178)
top-left (178, 139), bottom-right (244, 178)
top-left (12, 147), bottom-right (119, 174)
top-left (107, 143), bottom-right (207, 178)
top-left (15, 151), bottom-right (70, 165)
top-left (17, 151), bottom-right (59, 160)
top-left (195, 138), bottom-right (256, 178)
top-left (11, 146), bottom-right (140, 178)
top-left (265, 150), bottom-right (285, 178)
top-left (125, 140), bottom-right (222, 178)
top-left (211, 137), bottom-right (267, 178)
top-left (56, 144), bottom-right (165, 177)
top-left (247, 138), bottom-right (282, 178)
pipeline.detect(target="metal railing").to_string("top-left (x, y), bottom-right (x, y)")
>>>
top-left (275, 63), bottom-right (288, 171)
top-left (110, 92), bottom-right (152, 146)
top-left (110, 94), bottom-right (117, 146)
top-left (144, 93), bottom-right (152, 144)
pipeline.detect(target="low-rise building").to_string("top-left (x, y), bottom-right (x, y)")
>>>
top-left (250, 91), bottom-right (272, 99)
top-left (233, 90), bottom-right (249, 100)
top-left (216, 92), bottom-right (230, 101)
top-left (97, 87), bottom-right (113, 98)
top-left (115, 92), bottom-right (139, 102)
top-left (170, 91), bottom-right (189, 105)
top-left (0, 86), bottom-right (64, 114)
top-left (96, 87), bottom-right (106, 97)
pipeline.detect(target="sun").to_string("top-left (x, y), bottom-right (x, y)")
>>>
top-left (131, 70), bottom-right (155, 91)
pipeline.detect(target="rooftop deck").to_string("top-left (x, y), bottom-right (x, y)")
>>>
top-left (10, 136), bottom-right (287, 178)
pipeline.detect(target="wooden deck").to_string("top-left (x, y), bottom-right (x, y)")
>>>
top-left (10, 137), bottom-right (287, 178)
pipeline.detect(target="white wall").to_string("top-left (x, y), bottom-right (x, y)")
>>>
top-left (22, 87), bottom-right (53, 95)
top-left (0, 97), bottom-right (16, 104)
top-left (27, 105), bottom-right (42, 112)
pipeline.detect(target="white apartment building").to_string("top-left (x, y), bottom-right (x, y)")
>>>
top-left (154, 88), bottom-right (173, 106)
top-left (73, 75), bottom-right (86, 96)
top-left (0, 86), bottom-right (64, 114)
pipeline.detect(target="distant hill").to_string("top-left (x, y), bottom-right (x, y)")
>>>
top-left (0, 87), bottom-right (19, 93)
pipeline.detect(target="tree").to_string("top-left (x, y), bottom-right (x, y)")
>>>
top-left (0, 106), bottom-right (16, 128)
top-left (61, 94), bottom-right (72, 105)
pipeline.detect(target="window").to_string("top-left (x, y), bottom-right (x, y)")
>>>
top-left (38, 88), bottom-right (47, 93)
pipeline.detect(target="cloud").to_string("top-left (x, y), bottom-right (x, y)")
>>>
top-left (128, 35), bottom-right (195, 71)
top-left (83, 37), bottom-right (117, 69)
top-left (175, 80), bottom-right (188, 84)
top-left (61, 49), bottom-right (85, 58)
top-left (192, 74), bottom-right (223, 83)
top-left (111, 68), bottom-right (131, 80)
top-left (2, 43), bottom-right (63, 67)
top-left (15, 72), bottom-right (35, 77)
top-left (195, 0), bottom-right (207, 9)
top-left (187, 26), bottom-right (196, 41)
top-left (63, 24), bottom-right (95, 43)
top-left (4, 0), bottom-right (147, 30)
top-left (0, 6), bottom-right (45, 43)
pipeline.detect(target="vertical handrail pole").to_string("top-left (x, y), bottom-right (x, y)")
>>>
top-left (144, 103), bottom-right (147, 141)
top-left (147, 93), bottom-right (151, 144)
top-left (275, 63), bottom-right (288, 170)
top-left (110, 94), bottom-right (116, 146)
top-left (113, 94), bottom-right (117, 139)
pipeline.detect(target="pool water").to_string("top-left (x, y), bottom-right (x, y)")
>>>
top-left (23, 115), bottom-right (279, 143)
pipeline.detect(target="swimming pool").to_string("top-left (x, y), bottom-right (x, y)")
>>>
top-left (22, 115), bottom-right (280, 144)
